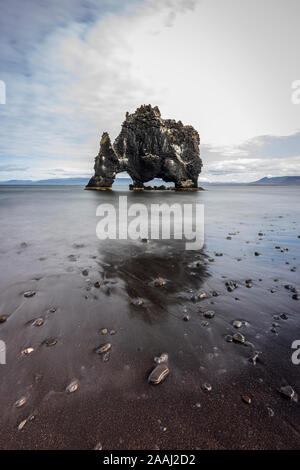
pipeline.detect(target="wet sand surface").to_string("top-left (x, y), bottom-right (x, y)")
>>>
top-left (0, 184), bottom-right (299, 449)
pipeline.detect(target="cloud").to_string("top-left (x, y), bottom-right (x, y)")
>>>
top-left (0, 164), bottom-right (29, 172)
top-left (201, 132), bottom-right (300, 182)
top-left (0, 0), bottom-right (300, 183)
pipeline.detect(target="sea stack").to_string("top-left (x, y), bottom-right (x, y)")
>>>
top-left (85, 105), bottom-right (202, 190)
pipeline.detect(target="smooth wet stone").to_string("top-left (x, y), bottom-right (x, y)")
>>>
top-left (0, 315), bottom-right (7, 323)
top-left (225, 335), bottom-right (233, 342)
top-left (148, 363), bottom-right (169, 385)
top-left (48, 307), bottom-right (56, 313)
top-left (66, 379), bottom-right (79, 393)
top-left (226, 281), bottom-right (238, 292)
top-left (254, 252), bottom-right (261, 256)
top-left (18, 419), bottom-right (28, 431)
top-left (202, 383), bottom-right (212, 392)
top-left (96, 343), bottom-right (111, 354)
top-left (280, 385), bottom-right (295, 400)
top-left (280, 313), bottom-right (288, 320)
top-left (32, 317), bottom-right (44, 327)
top-left (249, 351), bottom-right (260, 365)
top-left (204, 310), bottom-right (215, 319)
top-left (94, 442), bottom-right (103, 450)
top-left (211, 291), bottom-right (219, 297)
top-left (82, 269), bottom-right (89, 276)
top-left (100, 328), bottom-right (108, 335)
top-left (154, 277), bottom-right (166, 287)
top-left (102, 351), bottom-right (111, 362)
top-left (45, 338), bottom-right (57, 347)
top-left (24, 291), bottom-right (36, 298)
top-left (94, 281), bottom-right (101, 288)
top-left (290, 267), bottom-right (297, 272)
top-left (232, 320), bottom-right (243, 329)
top-left (241, 395), bottom-right (251, 405)
top-left (183, 314), bottom-right (191, 321)
top-left (246, 282), bottom-right (253, 288)
top-left (233, 333), bottom-right (245, 344)
top-left (131, 298), bottom-right (143, 306)
top-left (15, 396), bottom-right (27, 408)
top-left (198, 292), bottom-right (207, 299)
top-left (270, 288), bottom-right (276, 293)
top-left (21, 347), bottom-right (34, 355)
top-left (292, 294), bottom-right (299, 300)
top-left (154, 353), bottom-right (168, 364)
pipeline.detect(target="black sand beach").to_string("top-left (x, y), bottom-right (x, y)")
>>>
top-left (0, 184), bottom-right (299, 449)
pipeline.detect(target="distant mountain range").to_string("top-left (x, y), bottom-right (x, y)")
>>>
top-left (0, 176), bottom-right (300, 185)
top-left (250, 176), bottom-right (300, 185)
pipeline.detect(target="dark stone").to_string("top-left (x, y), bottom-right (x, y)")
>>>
top-left (148, 363), bottom-right (169, 385)
top-left (24, 290), bottom-right (36, 298)
top-left (86, 105), bottom-right (202, 190)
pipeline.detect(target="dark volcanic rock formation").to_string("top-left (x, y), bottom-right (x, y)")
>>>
top-left (85, 105), bottom-right (202, 190)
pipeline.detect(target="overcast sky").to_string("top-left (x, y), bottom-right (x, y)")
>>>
top-left (0, 0), bottom-right (300, 182)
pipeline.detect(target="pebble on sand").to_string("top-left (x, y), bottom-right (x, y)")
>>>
top-left (18, 419), bottom-right (28, 431)
top-left (232, 320), bottom-right (243, 329)
top-left (202, 383), bottom-right (212, 392)
top-left (24, 291), bottom-right (36, 298)
top-left (154, 277), bottom-right (167, 287)
top-left (204, 311), bottom-right (215, 319)
top-left (45, 338), bottom-right (57, 347)
top-left (32, 317), bottom-right (44, 327)
top-left (183, 314), bottom-right (191, 321)
top-left (100, 328), bottom-right (108, 335)
top-left (233, 333), bottom-right (245, 344)
top-left (148, 363), bottom-right (169, 385)
top-left (94, 442), bottom-right (103, 450)
top-left (154, 353), bottom-right (168, 364)
top-left (96, 343), bottom-right (111, 355)
top-left (14, 396), bottom-right (27, 408)
top-left (21, 347), bottom-right (34, 356)
top-left (0, 315), bottom-right (7, 323)
top-left (249, 351), bottom-right (260, 365)
top-left (66, 379), bottom-right (80, 393)
top-left (241, 395), bottom-right (251, 405)
top-left (131, 298), bottom-right (144, 306)
top-left (226, 281), bottom-right (238, 292)
top-left (280, 385), bottom-right (296, 400)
